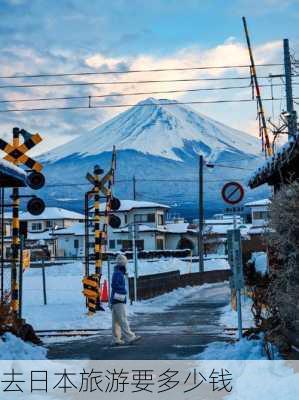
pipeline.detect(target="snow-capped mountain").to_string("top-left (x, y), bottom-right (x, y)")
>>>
top-left (42, 98), bottom-right (261, 163)
top-left (39, 98), bottom-right (268, 217)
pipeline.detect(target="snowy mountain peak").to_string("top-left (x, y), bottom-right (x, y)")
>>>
top-left (42, 97), bottom-right (261, 163)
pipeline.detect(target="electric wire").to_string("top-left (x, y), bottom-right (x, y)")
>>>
top-left (0, 63), bottom-right (284, 80)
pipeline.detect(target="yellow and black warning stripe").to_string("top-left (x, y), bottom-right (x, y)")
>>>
top-left (82, 275), bottom-right (100, 314)
top-left (1, 133), bottom-right (43, 172)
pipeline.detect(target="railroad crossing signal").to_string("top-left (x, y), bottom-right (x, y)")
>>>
top-left (0, 129), bottom-right (43, 172)
top-left (0, 127), bottom-right (45, 320)
top-left (83, 147), bottom-right (121, 315)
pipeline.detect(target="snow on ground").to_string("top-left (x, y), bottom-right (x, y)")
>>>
top-left (220, 294), bottom-right (255, 330)
top-left (197, 337), bottom-right (267, 360)
top-left (196, 290), bottom-right (275, 360)
top-left (251, 251), bottom-right (268, 275)
top-left (126, 256), bottom-right (229, 277)
top-left (21, 257), bottom-right (227, 331)
top-left (0, 333), bottom-right (47, 360)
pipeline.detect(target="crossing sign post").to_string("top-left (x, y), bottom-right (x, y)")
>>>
top-left (83, 147), bottom-right (121, 315)
top-left (0, 127), bottom-right (45, 320)
top-left (221, 181), bottom-right (244, 205)
top-left (221, 181), bottom-right (244, 340)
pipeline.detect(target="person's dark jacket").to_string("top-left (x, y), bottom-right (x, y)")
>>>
top-left (110, 265), bottom-right (127, 304)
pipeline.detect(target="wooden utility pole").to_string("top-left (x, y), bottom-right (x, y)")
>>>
top-left (242, 16), bottom-right (272, 157)
top-left (198, 155), bottom-right (204, 272)
top-left (133, 176), bottom-right (136, 200)
top-left (283, 38), bottom-right (298, 140)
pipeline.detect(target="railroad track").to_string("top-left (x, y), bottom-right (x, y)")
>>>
top-left (36, 327), bottom-right (248, 338)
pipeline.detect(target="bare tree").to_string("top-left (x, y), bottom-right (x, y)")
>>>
top-left (266, 181), bottom-right (299, 353)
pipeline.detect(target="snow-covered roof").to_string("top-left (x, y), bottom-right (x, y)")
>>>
top-left (113, 224), bottom-right (163, 234)
top-left (205, 218), bottom-right (242, 225)
top-left (54, 222), bottom-right (85, 236)
top-left (248, 226), bottom-right (272, 235)
top-left (244, 199), bottom-right (271, 207)
top-left (101, 200), bottom-right (169, 212)
top-left (248, 132), bottom-right (299, 188)
top-left (27, 231), bottom-right (53, 241)
top-left (0, 158), bottom-right (27, 187)
top-left (165, 222), bottom-right (189, 234)
top-left (19, 207), bottom-right (85, 221)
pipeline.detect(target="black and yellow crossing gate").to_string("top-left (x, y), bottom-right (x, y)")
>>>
top-left (83, 147), bottom-right (121, 315)
top-left (0, 127), bottom-right (45, 320)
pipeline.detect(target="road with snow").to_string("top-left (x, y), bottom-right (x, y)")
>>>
top-left (47, 282), bottom-right (231, 360)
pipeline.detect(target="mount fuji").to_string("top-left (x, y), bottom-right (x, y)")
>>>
top-left (39, 98), bottom-right (268, 217)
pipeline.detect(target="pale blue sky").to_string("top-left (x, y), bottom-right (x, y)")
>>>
top-left (0, 0), bottom-right (298, 153)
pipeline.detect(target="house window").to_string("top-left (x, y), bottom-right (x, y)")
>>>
top-left (136, 240), bottom-right (144, 250)
top-left (134, 213), bottom-right (156, 223)
top-left (74, 239), bottom-right (79, 249)
top-left (117, 240), bottom-right (122, 245)
top-left (156, 238), bottom-right (164, 250)
top-left (122, 240), bottom-right (132, 251)
top-left (46, 220), bottom-right (53, 229)
top-left (157, 214), bottom-right (164, 225)
top-left (31, 222), bottom-right (42, 231)
top-left (109, 240), bottom-right (116, 249)
top-left (252, 211), bottom-right (269, 220)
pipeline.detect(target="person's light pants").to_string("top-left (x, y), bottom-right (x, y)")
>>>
top-left (112, 302), bottom-right (136, 344)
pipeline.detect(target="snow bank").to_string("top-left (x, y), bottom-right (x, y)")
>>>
top-left (126, 256), bottom-right (229, 277)
top-left (0, 333), bottom-right (47, 360)
top-left (220, 295), bottom-right (255, 330)
top-left (251, 252), bottom-right (268, 275)
top-left (197, 337), bottom-right (267, 360)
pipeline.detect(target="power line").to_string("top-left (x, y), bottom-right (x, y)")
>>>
top-left (42, 179), bottom-right (242, 189)
top-left (0, 96), bottom-right (297, 113)
top-left (0, 63), bottom-right (284, 80)
top-left (1, 81), bottom-right (296, 105)
top-left (0, 74), bottom-right (287, 90)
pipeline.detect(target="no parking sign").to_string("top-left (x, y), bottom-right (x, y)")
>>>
top-left (221, 181), bottom-right (244, 205)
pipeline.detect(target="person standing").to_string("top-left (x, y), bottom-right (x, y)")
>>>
top-left (110, 254), bottom-right (141, 345)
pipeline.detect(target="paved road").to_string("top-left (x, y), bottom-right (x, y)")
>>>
top-left (47, 282), bottom-right (231, 360)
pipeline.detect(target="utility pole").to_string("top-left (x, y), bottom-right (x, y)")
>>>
top-left (283, 38), bottom-right (298, 140)
top-left (198, 155), bottom-right (204, 272)
top-left (133, 176), bottom-right (136, 200)
top-left (0, 187), bottom-right (4, 304)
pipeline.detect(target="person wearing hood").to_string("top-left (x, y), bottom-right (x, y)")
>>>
top-left (110, 254), bottom-right (141, 345)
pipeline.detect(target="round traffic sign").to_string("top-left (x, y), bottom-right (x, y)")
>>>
top-left (221, 181), bottom-right (244, 205)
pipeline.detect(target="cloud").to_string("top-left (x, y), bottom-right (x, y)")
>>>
top-left (0, 31), bottom-right (285, 155)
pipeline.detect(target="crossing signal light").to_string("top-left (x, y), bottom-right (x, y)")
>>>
top-left (109, 197), bottom-right (121, 211)
top-left (109, 214), bottom-right (121, 229)
top-left (27, 197), bottom-right (45, 216)
top-left (94, 165), bottom-right (104, 175)
top-left (26, 171), bottom-right (45, 190)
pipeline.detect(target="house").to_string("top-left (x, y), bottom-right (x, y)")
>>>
top-left (106, 200), bottom-right (169, 252)
top-left (244, 199), bottom-right (271, 231)
top-left (3, 207), bottom-right (85, 257)
top-left (19, 207), bottom-right (85, 233)
top-left (54, 222), bottom-right (88, 257)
